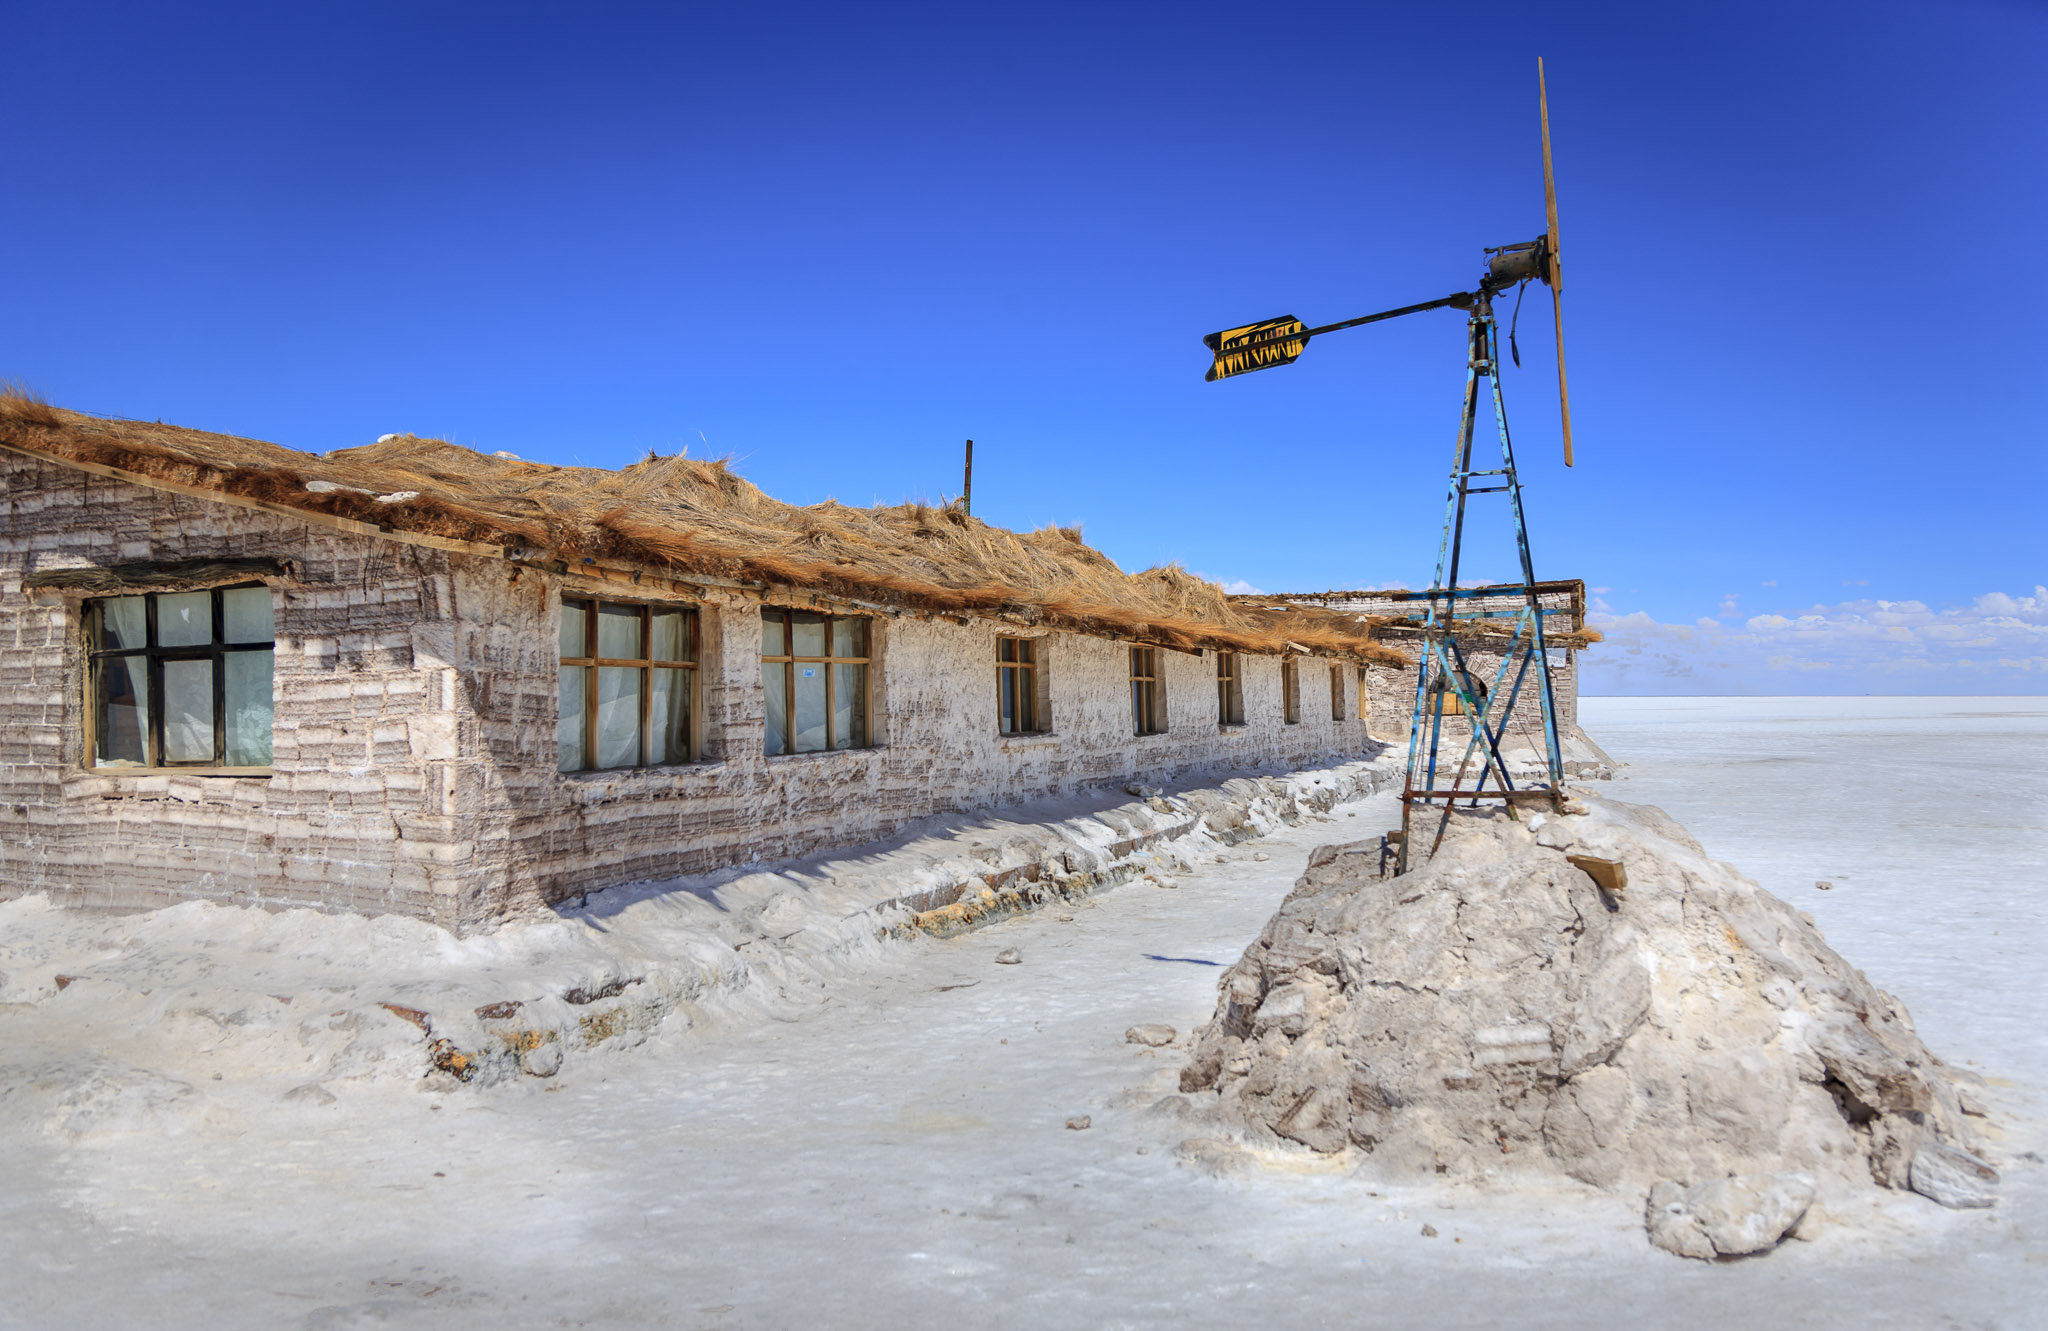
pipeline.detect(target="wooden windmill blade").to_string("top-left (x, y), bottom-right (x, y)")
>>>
top-left (1539, 57), bottom-right (1575, 468)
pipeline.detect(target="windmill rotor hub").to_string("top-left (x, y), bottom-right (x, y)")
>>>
top-left (1483, 236), bottom-right (1553, 292)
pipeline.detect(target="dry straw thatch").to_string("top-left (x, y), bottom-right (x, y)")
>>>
top-left (0, 395), bottom-right (1405, 664)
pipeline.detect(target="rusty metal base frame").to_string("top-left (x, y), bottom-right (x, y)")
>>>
top-left (1396, 292), bottom-right (1567, 873)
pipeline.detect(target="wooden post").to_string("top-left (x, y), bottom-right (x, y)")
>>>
top-left (963, 439), bottom-right (973, 516)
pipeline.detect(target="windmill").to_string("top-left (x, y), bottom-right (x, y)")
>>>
top-left (1201, 59), bottom-right (1579, 871)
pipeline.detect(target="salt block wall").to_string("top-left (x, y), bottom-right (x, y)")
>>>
top-left (486, 584), bottom-right (1381, 916)
top-left (1368, 647), bottom-right (1581, 751)
top-left (0, 450), bottom-right (496, 927)
top-left (2, 450), bottom-right (1386, 930)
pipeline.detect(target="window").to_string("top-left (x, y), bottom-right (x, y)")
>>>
top-left (1130, 646), bottom-right (1166, 736)
top-left (1281, 657), bottom-right (1300, 724)
top-left (997, 636), bottom-right (1039, 735)
top-left (87, 585), bottom-right (274, 769)
top-left (1431, 668), bottom-right (1488, 716)
top-left (762, 608), bottom-right (870, 755)
top-left (558, 598), bottom-right (697, 772)
top-left (1216, 651), bottom-right (1243, 725)
top-left (1330, 664), bottom-right (1346, 721)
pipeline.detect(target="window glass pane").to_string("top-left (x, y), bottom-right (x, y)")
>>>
top-left (158, 591), bottom-right (213, 648)
top-left (999, 667), bottom-right (1016, 733)
top-left (831, 663), bottom-right (866, 749)
top-left (651, 610), bottom-right (690, 663)
top-left (597, 604), bottom-right (641, 659)
top-left (99, 597), bottom-right (147, 651)
top-left (223, 649), bottom-right (273, 765)
top-left (162, 659), bottom-right (215, 761)
top-left (998, 637), bottom-right (1016, 664)
top-left (761, 610), bottom-right (787, 656)
top-left (558, 666), bottom-right (587, 771)
top-left (649, 667), bottom-right (691, 764)
top-left (95, 655), bottom-right (149, 766)
top-left (793, 661), bottom-right (827, 751)
top-left (791, 612), bottom-right (827, 658)
top-left (1133, 681), bottom-right (1145, 733)
top-left (222, 586), bottom-right (273, 643)
top-left (595, 666), bottom-right (641, 768)
top-left (831, 616), bottom-right (866, 658)
top-left (560, 600), bottom-right (587, 658)
top-left (762, 662), bottom-right (789, 755)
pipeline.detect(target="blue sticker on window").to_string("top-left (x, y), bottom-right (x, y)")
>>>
top-left (801, 667), bottom-right (816, 677)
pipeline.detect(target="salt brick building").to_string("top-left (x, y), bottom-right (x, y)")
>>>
top-left (1232, 584), bottom-right (1597, 764)
top-left (1, 399), bottom-right (1433, 931)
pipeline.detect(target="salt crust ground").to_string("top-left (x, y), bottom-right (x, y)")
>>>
top-left (0, 699), bottom-right (2043, 1328)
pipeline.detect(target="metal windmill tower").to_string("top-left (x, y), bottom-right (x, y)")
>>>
top-left (1200, 60), bottom-right (1581, 871)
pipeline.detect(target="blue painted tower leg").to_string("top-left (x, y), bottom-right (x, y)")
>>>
top-left (1397, 293), bottom-right (1566, 873)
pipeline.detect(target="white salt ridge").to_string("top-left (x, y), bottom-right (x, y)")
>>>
top-left (0, 760), bottom-right (1395, 1105)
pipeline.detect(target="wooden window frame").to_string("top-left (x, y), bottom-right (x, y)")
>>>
top-left (84, 584), bottom-right (275, 772)
top-left (1130, 646), bottom-right (1166, 736)
top-left (1215, 651), bottom-right (1243, 726)
top-left (1329, 664), bottom-right (1346, 722)
top-left (1431, 669), bottom-right (1487, 717)
top-left (558, 596), bottom-right (699, 772)
top-left (1281, 657), bottom-right (1300, 725)
top-left (997, 635), bottom-right (1039, 735)
top-left (760, 607), bottom-right (872, 756)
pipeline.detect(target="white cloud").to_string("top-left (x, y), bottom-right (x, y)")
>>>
top-left (1582, 587), bottom-right (2048, 695)
top-left (1190, 570), bottom-right (1269, 596)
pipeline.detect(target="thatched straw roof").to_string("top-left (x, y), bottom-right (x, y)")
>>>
top-left (0, 394), bottom-right (1406, 664)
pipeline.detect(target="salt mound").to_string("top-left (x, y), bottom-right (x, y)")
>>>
top-left (1179, 795), bottom-right (1991, 1248)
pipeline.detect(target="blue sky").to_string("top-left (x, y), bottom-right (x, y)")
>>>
top-left (4, 1), bottom-right (2043, 693)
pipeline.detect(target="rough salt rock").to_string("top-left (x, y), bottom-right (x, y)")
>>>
top-left (1178, 795), bottom-right (1980, 1230)
top-left (1909, 1141), bottom-right (2000, 1209)
top-left (1126, 1024), bottom-right (1177, 1047)
top-left (994, 948), bottom-right (1022, 965)
top-left (1066, 1115), bottom-right (1091, 1131)
top-left (521, 1043), bottom-right (564, 1079)
top-left (1646, 1172), bottom-right (1815, 1259)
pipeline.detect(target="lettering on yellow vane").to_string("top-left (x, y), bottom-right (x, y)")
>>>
top-left (1203, 316), bottom-right (1309, 381)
